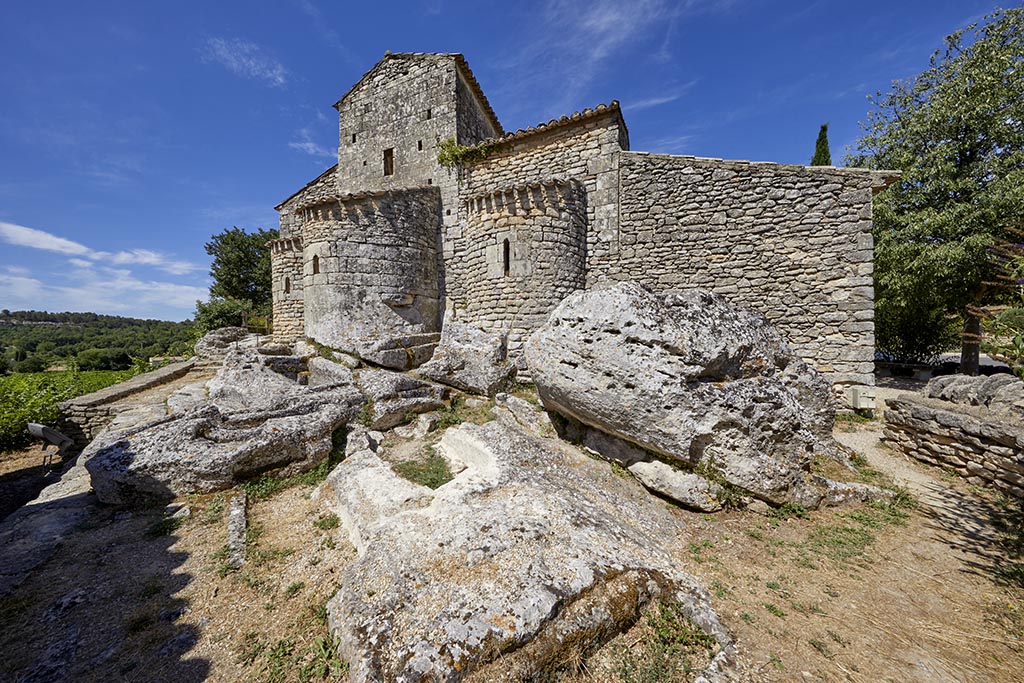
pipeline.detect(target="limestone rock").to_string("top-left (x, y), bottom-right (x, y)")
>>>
top-left (418, 320), bottom-right (515, 396)
top-left (627, 460), bottom-right (725, 512)
top-left (322, 418), bottom-right (734, 681)
top-left (392, 413), bottom-right (439, 440)
top-left (525, 282), bottom-right (837, 507)
top-left (354, 368), bottom-right (447, 430)
top-left (307, 356), bottom-right (355, 388)
top-left (84, 351), bottom-right (364, 506)
top-left (193, 327), bottom-right (258, 360)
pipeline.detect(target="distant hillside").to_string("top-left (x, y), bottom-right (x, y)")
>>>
top-left (0, 310), bottom-right (193, 373)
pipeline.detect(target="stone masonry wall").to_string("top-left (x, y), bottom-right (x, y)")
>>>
top-left (270, 237), bottom-right (304, 343)
top-left (611, 152), bottom-right (891, 388)
top-left (277, 166), bottom-right (338, 239)
top-left (883, 375), bottom-right (1024, 497)
top-left (300, 188), bottom-right (441, 353)
top-left (459, 180), bottom-right (587, 354)
top-left (336, 56), bottom-right (458, 194)
top-left (453, 108), bottom-right (626, 307)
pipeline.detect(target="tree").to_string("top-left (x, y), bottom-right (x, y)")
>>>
top-left (851, 8), bottom-right (1024, 373)
top-left (810, 124), bottom-right (831, 166)
top-left (204, 226), bottom-right (278, 313)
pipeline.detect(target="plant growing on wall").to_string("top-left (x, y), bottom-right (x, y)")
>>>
top-left (436, 137), bottom-right (498, 169)
top-left (850, 8), bottom-right (1024, 373)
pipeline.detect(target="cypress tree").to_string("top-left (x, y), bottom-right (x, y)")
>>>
top-left (810, 123), bottom-right (831, 166)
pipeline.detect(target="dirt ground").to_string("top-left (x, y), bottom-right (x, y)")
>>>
top-left (1, 409), bottom-right (1021, 682)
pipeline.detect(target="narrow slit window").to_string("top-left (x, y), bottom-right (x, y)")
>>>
top-left (425, 108), bottom-right (432, 120)
top-left (383, 148), bottom-right (394, 176)
top-left (312, 255), bottom-right (320, 275)
top-left (417, 140), bottom-right (423, 151)
top-left (502, 239), bottom-right (510, 277)
top-left (284, 277), bottom-right (291, 293)
top-left (352, 133), bottom-right (357, 143)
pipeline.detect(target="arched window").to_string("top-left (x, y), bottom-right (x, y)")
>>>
top-left (502, 238), bottom-right (510, 277)
top-left (312, 255), bottom-right (320, 275)
top-left (284, 277), bottom-right (291, 293)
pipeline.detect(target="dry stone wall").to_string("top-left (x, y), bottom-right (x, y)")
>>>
top-left (56, 360), bottom-right (195, 448)
top-left (610, 152), bottom-right (887, 387)
top-left (883, 375), bottom-right (1024, 497)
top-left (459, 180), bottom-right (587, 353)
top-left (300, 188), bottom-right (442, 353)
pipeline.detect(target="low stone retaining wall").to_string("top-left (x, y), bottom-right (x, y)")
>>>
top-left (56, 359), bottom-right (195, 448)
top-left (883, 374), bottom-right (1024, 497)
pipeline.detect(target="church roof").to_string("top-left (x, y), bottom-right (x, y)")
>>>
top-left (332, 52), bottom-right (503, 136)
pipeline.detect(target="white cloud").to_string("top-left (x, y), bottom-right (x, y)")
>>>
top-left (0, 221), bottom-right (203, 275)
top-left (289, 128), bottom-right (336, 159)
top-left (0, 269), bottom-right (205, 321)
top-left (0, 221), bottom-right (92, 256)
top-left (627, 81), bottom-right (698, 112)
top-left (201, 37), bottom-right (288, 88)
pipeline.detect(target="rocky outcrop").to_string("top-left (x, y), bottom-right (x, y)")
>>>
top-left (353, 368), bottom-right (447, 430)
top-left (193, 327), bottom-right (258, 361)
top-left (320, 416), bottom-right (733, 682)
top-left (418, 320), bottom-right (514, 396)
top-left (83, 350), bottom-right (363, 506)
top-left (525, 282), bottom-right (839, 507)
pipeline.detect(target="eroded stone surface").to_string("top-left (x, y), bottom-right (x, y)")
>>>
top-left (418, 320), bottom-right (515, 396)
top-left (83, 350), bottom-right (363, 506)
top-left (354, 368), bottom-right (447, 430)
top-left (525, 282), bottom-right (839, 507)
top-left (322, 416), bottom-right (733, 682)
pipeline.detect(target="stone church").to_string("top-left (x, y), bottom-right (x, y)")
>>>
top-left (270, 52), bottom-right (896, 394)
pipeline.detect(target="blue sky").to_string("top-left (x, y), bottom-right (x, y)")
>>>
top-left (0, 0), bottom-right (1008, 321)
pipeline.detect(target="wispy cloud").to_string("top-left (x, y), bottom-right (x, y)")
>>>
top-left (201, 37), bottom-right (288, 88)
top-left (0, 221), bottom-right (203, 275)
top-left (645, 133), bottom-right (697, 154)
top-left (627, 80), bottom-right (698, 112)
top-left (291, 0), bottom-right (359, 64)
top-left (495, 0), bottom-right (734, 117)
top-left (289, 128), bottom-right (336, 159)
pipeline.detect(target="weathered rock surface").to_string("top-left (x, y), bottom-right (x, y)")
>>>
top-left (525, 282), bottom-right (838, 507)
top-left (354, 368), bottom-right (447, 430)
top-left (321, 416), bottom-right (734, 682)
top-left (924, 373), bottom-right (1024, 418)
top-left (627, 460), bottom-right (725, 512)
top-left (418, 320), bottom-right (514, 396)
top-left (193, 327), bottom-right (258, 361)
top-left (83, 350), bottom-right (364, 505)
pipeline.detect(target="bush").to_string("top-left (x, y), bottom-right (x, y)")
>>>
top-left (193, 297), bottom-right (252, 334)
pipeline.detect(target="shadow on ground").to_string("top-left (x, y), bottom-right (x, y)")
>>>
top-left (0, 448), bottom-right (210, 683)
top-left (916, 479), bottom-right (1024, 590)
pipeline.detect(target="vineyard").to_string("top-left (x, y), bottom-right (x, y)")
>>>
top-left (0, 370), bottom-right (134, 452)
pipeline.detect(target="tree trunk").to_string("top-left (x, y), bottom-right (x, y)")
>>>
top-left (960, 312), bottom-right (981, 376)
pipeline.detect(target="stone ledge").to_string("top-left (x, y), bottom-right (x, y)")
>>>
top-left (58, 359), bottom-right (195, 410)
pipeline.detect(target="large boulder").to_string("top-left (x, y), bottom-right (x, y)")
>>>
top-left (417, 320), bottom-right (515, 396)
top-left (353, 368), bottom-right (447, 430)
top-left (319, 416), bottom-right (734, 682)
top-left (525, 282), bottom-right (838, 507)
top-left (83, 350), bottom-right (363, 505)
top-left (192, 327), bottom-right (258, 360)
